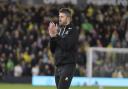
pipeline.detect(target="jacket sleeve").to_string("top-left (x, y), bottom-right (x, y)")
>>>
top-left (55, 28), bottom-right (79, 51)
top-left (50, 37), bottom-right (57, 53)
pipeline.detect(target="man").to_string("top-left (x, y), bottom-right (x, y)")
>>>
top-left (48, 8), bottom-right (79, 89)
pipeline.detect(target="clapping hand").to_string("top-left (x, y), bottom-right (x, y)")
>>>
top-left (48, 22), bottom-right (58, 37)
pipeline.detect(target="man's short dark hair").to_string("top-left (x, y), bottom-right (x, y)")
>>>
top-left (59, 8), bottom-right (72, 17)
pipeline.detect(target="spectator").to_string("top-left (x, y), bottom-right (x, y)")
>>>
top-left (31, 64), bottom-right (39, 76)
top-left (14, 64), bottom-right (23, 77)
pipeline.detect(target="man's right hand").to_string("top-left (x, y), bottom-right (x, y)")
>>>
top-left (48, 22), bottom-right (58, 37)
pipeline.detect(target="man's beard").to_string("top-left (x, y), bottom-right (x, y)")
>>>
top-left (59, 21), bottom-right (67, 26)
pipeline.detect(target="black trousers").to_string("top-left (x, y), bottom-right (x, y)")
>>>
top-left (55, 64), bottom-right (76, 89)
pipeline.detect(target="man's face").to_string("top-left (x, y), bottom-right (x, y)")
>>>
top-left (59, 12), bottom-right (68, 26)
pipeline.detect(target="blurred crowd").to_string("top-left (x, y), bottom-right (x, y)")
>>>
top-left (0, 2), bottom-right (128, 77)
top-left (0, 2), bottom-right (86, 77)
top-left (84, 4), bottom-right (128, 78)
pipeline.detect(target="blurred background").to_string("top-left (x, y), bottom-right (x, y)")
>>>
top-left (0, 0), bottom-right (128, 89)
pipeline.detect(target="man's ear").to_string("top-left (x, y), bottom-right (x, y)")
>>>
top-left (67, 16), bottom-right (71, 22)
